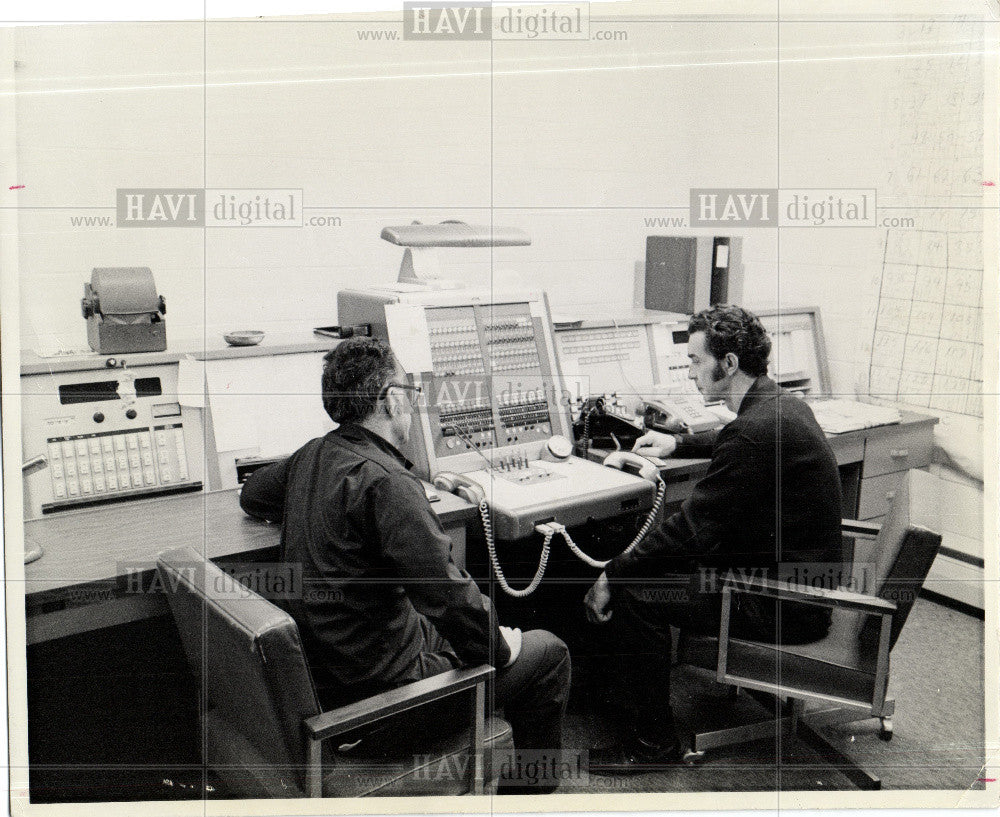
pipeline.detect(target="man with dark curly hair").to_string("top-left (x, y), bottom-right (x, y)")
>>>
top-left (241, 337), bottom-right (570, 792)
top-left (584, 305), bottom-right (843, 771)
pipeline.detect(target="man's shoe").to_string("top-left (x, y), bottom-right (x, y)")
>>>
top-left (589, 735), bottom-right (684, 776)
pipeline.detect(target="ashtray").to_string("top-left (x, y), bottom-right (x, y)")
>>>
top-left (224, 330), bottom-right (265, 347)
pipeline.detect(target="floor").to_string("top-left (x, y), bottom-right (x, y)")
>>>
top-left (560, 596), bottom-right (986, 793)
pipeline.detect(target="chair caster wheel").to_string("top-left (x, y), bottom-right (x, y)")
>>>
top-left (683, 748), bottom-right (705, 764)
top-left (878, 718), bottom-right (893, 741)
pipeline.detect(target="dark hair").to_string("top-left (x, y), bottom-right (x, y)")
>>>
top-left (688, 305), bottom-right (771, 377)
top-left (321, 337), bottom-right (397, 424)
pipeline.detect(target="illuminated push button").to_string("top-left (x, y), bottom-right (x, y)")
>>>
top-left (52, 462), bottom-right (64, 479)
top-left (156, 431), bottom-right (168, 447)
top-left (142, 451), bottom-right (153, 467)
top-left (159, 451), bottom-right (170, 464)
top-left (91, 456), bottom-right (103, 473)
top-left (89, 438), bottom-right (101, 454)
top-left (102, 437), bottom-right (114, 453)
top-left (78, 459), bottom-right (90, 475)
top-left (63, 441), bottom-right (75, 457)
top-left (93, 476), bottom-right (106, 492)
top-left (106, 473), bottom-right (118, 491)
top-left (129, 453), bottom-right (140, 469)
top-left (68, 479), bottom-right (80, 496)
top-left (144, 468), bottom-right (156, 485)
top-left (105, 455), bottom-right (116, 471)
top-left (53, 481), bottom-right (66, 498)
top-left (48, 443), bottom-right (62, 461)
top-left (117, 453), bottom-right (128, 469)
top-left (131, 474), bottom-right (143, 488)
top-left (65, 460), bottom-right (77, 477)
top-left (76, 439), bottom-right (88, 456)
top-left (160, 469), bottom-right (172, 483)
top-left (139, 433), bottom-right (151, 449)
top-left (127, 434), bottom-right (139, 450)
top-left (114, 436), bottom-right (126, 452)
top-left (118, 467), bottom-right (130, 485)
top-left (80, 478), bottom-right (93, 494)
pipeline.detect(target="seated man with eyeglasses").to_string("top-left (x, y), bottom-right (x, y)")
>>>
top-left (240, 337), bottom-right (570, 793)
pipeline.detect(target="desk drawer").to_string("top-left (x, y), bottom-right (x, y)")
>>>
top-left (862, 425), bottom-right (933, 477)
top-left (858, 472), bottom-right (908, 520)
top-left (829, 436), bottom-right (865, 466)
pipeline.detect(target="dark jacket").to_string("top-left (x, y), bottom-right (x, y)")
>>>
top-left (606, 376), bottom-right (844, 641)
top-left (240, 424), bottom-right (510, 705)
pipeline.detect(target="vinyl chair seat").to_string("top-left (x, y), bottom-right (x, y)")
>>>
top-left (157, 545), bottom-right (510, 798)
top-left (204, 709), bottom-right (513, 798)
top-left (682, 606), bottom-right (879, 708)
top-left (676, 472), bottom-right (943, 790)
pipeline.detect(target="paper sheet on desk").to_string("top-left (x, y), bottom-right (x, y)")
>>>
top-left (205, 355), bottom-right (334, 455)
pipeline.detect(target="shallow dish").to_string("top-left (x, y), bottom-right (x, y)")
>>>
top-left (224, 330), bottom-right (265, 347)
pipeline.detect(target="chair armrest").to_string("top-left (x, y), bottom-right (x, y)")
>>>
top-left (304, 664), bottom-right (495, 742)
top-left (724, 575), bottom-right (897, 614)
top-left (841, 518), bottom-right (881, 538)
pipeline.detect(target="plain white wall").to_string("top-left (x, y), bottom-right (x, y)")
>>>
top-left (10, 10), bottom-right (985, 402)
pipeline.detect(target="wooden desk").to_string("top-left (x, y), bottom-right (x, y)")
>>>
top-left (23, 485), bottom-right (476, 644)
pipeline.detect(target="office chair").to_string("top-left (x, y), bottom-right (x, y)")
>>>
top-left (156, 546), bottom-right (513, 798)
top-left (678, 471), bottom-right (942, 790)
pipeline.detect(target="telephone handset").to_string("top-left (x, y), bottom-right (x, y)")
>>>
top-left (602, 451), bottom-right (663, 482)
top-left (642, 394), bottom-right (721, 435)
top-left (431, 472), bottom-right (486, 505)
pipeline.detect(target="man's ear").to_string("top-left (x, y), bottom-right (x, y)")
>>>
top-left (383, 387), bottom-right (403, 418)
top-left (723, 352), bottom-right (740, 374)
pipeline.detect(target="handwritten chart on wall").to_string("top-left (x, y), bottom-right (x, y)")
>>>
top-left (868, 230), bottom-right (983, 417)
top-left (863, 19), bottom-right (984, 418)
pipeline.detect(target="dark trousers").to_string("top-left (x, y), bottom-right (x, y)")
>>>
top-left (596, 574), bottom-right (831, 742)
top-left (415, 622), bottom-right (571, 755)
top-left (411, 623), bottom-right (571, 793)
top-left (596, 575), bottom-right (721, 741)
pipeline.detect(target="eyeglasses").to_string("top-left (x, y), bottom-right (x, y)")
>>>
top-left (379, 382), bottom-right (423, 403)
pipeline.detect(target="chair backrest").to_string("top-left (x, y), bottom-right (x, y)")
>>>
top-left (862, 472), bottom-right (943, 650)
top-left (156, 546), bottom-right (322, 776)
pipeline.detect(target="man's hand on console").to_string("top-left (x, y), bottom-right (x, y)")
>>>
top-left (632, 430), bottom-right (678, 459)
top-left (500, 626), bottom-right (523, 667)
top-left (584, 572), bottom-right (614, 624)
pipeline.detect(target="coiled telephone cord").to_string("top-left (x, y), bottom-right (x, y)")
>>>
top-left (480, 500), bottom-right (552, 598)
top-left (558, 475), bottom-right (665, 568)
top-left (478, 475), bottom-right (665, 595)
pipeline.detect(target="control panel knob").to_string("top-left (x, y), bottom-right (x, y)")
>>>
top-left (545, 435), bottom-right (573, 460)
top-left (93, 411), bottom-right (105, 423)
top-left (125, 408), bottom-right (138, 420)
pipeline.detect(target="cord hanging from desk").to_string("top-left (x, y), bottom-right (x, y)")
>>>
top-left (480, 500), bottom-right (553, 597)
top-left (478, 474), bottom-right (666, 596)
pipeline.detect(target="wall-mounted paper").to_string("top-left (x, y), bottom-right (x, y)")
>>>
top-left (385, 303), bottom-right (432, 373)
top-left (177, 357), bottom-right (206, 408)
top-left (205, 352), bottom-right (334, 455)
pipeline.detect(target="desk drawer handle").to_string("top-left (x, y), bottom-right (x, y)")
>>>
top-left (889, 449), bottom-right (909, 458)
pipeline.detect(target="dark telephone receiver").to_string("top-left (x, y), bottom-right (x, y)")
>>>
top-left (574, 397), bottom-right (643, 452)
top-left (432, 472), bottom-right (486, 505)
